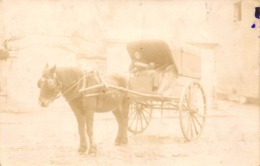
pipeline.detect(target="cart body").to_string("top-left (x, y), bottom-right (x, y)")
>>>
top-left (126, 40), bottom-right (207, 140)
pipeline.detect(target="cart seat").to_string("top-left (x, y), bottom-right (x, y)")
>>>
top-left (129, 69), bottom-right (156, 93)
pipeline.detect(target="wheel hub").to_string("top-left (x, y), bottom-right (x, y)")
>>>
top-left (190, 106), bottom-right (199, 114)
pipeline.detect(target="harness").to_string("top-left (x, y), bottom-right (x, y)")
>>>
top-left (82, 72), bottom-right (121, 111)
top-left (95, 74), bottom-right (107, 109)
top-left (82, 72), bottom-right (108, 110)
top-left (52, 71), bottom-right (121, 111)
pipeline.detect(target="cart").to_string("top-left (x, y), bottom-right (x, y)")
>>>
top-left (82, 40), bottom-right (207, 141)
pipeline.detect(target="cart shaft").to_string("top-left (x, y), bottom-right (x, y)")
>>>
top-left (79, 83), bottom-right (179, 102)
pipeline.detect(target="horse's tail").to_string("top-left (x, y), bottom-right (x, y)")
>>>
top-left (112, 73), bottom-right (129, 88)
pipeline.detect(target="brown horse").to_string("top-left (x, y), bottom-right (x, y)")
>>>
top-left (37, 64), bottom-right (129, 154)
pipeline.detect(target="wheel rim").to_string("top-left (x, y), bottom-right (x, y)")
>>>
top-left (128, 101), bottom-right (152, 134)
top-left (179, 82), bottom-right (207, 141)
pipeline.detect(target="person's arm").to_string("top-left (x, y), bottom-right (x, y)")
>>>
top-left (134, 61), bottom-right (150, 68)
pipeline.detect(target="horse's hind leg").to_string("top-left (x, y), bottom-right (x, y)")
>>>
top-left (112, 109), bottom-right (123, 145)
top-left (121, 98), bottom-right (129, 145)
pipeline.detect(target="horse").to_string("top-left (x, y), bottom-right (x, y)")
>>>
top-left (37, 64), bottom-right (129, 154)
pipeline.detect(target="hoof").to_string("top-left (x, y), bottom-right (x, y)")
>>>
top-left (114, 137), bottom-right (122, 146)
top-left (114, 141), bottom-right (121, 146)
top-left (78, 145), bottom-right (87, 153)
top-left (114, 136), bottom-right (128, 146)
top-left (114, 139), bottom-right (128, 146)
top-left (88, 145), bottom-right (97, 155)
top-left (120, 142), bottom-right (128, 146)
top-left (121, 138), bottom-right (128, 145)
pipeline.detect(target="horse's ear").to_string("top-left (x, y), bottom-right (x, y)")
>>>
top-left (50, 65), bottom-right (56, 74)
top-left (42, 63), bottom-right (49, 74)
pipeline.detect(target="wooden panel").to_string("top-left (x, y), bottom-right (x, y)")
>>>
top-left (129, 73), bottom-right (153, 93)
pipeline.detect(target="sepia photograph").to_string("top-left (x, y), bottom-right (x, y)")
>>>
top-left (0, 0), bottom-right (259, 165)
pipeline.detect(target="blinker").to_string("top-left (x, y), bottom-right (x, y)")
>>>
top-left (37, 78), bottom-right (45, 88)
top-left (47, 78), bottom-right (56, 89)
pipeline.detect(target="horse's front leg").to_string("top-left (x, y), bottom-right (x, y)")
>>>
top-left (74, 111), bottom-right (88, 153)
top-left (85, 110), bottom-right (97, 155)
top-left (69, 102), bottom-right (88, 153)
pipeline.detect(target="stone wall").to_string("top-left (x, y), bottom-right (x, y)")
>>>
top-left (0, 0), bottom-right (258, 111)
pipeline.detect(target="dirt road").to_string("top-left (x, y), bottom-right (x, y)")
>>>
top-left (0, 100), bottom-right (259, 166)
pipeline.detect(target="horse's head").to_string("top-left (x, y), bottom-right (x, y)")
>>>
top-left (37, 64), bottom-right (62, 107)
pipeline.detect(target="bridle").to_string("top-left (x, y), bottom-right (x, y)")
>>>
top-left (38, 68), bottom-right (105, 105)
top-left (38, 72), bottom-right (62, 102)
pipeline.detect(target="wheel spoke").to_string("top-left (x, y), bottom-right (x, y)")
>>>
top-left (143, 108), bottom-right (150, 115)
top-left (129, 103), bottom-right (137, 117)
top-left (182, 103), bottom-right (189, 111)
top-left (189, 85), bottom-right (193, 102)
top-left (190, 115), bottom-right (194, 138)
top-left (181, 103), bottom-right (190, 115)
top-left (185, 94), bottom-right (192, 109)
top-left (193, 113), bottom-right (203, 128)
top-left (129, 109), bottom-right (135, 118)
top-left (140, 109), bottom-right (149, 125)
top-left (129, 109), bottom-right (138, 129)
top-left (191, 85), bottom-right (201, 106)
top-left (190, 85), bottom-right (196, 103)
top-left (185, 115), bottom-right (191, 138)
top-left (191, 115), bottom-right (199, 135)
top-left (129, 109), bottom-right (136, 119)
top-left (195, 112), bottom-right (206, 119)
top-left (139, 111), bottom-right (144, 130)
top-left (135, 111), bottom-right (139, 132)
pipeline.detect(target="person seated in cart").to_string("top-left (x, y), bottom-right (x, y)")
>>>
top-left (129, 51), bottom-right (159, 91)
top-left (130, 51), bottom-right (155, 73)
top-left (127, 40), bottom-right (179, 93)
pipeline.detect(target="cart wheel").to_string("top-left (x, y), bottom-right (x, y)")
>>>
top-left (128, 101), bottom-right (152, 134)
top-left (179, 82), bottom-right (207, 141)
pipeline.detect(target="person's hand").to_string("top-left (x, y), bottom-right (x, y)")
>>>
top-left (133, 67), bottom-right (138, 73)
top-left (149, 62), bottom-right (155, 68)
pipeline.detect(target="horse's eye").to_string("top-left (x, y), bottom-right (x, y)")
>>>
top-left (37, 78), bottom-right (45, 88)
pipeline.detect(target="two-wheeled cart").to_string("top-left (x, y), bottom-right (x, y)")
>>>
top-left (82, 40), bottom-right (207, 141)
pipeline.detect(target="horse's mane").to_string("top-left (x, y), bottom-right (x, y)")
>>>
top-left (56, 66), bottom-right (84, 87)
top-left (56, 66), bottom-right (129, 87)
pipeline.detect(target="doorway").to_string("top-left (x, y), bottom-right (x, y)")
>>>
top-left (187, 43), bottom-right (218, 109)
